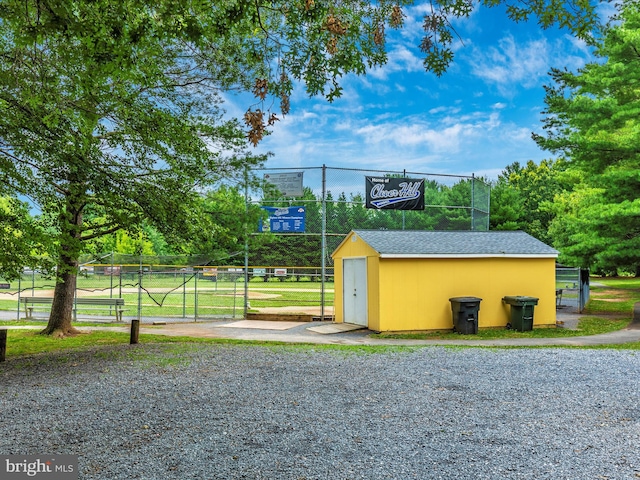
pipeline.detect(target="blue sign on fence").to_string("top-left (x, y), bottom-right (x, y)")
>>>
top-left (260, 206), bottom-right (306, 233)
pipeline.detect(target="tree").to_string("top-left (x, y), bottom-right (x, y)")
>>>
top-left (0, 0), bottom-right (600, 336)
top-left (97, 229), bottom-right (157, 256)
top-left (439, 179), bottom-right (474, 230)
top-left (0, 2), bottom-right (267, 336)
top-left (545, 183), bottom-right (616, 274)
top-left (490, 182), bottom-right (523, 231)
top-left (534, 1), bottom-right (640, 273)
top-left (198, 185), bottom-right (266, 262)
top-left (0, 196), bottom-right (52, 280)
top-left (490, 160), bottom-right (568, 243)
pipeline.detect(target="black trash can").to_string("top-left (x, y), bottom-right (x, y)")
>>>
top-left (449, 297), bottom-right (482, 334)
top-left (502, 296), bottom-right (539, 331)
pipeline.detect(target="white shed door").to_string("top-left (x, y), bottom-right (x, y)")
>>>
top-left (343, 258), bottom-right (367, 327)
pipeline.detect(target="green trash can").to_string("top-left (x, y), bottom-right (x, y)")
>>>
top-left (449, 297), bottom-right (482, 334)
top-left (502, 296), bottom-right (539, 331)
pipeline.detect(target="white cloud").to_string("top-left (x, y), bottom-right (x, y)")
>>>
top-left (468, 35), bottom-right (550, 95)
top-left (428, 105), bottom-right (461, 115)
top-left (368, 44), bottom-right (423, 80)
top-left (253, 90), bottom-right (549, 179)
top-left (465, 30), bottom-right (594, 96)
top-left (553, 35), bottom-right (592, 71)
top-left (355, 122), bottom-right (469, 152)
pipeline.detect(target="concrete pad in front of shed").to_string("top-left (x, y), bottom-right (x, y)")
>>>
top-left (217, 320), bottom-right (307, 330)
top-left (306, 323), bottom-right (366, 334)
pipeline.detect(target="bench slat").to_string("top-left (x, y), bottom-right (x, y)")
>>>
top-left (20, 297), bottom-right (125, 322)
top-left (20, 297), bottom-right (124, 305)
top-left (19, 297), bottom-right (54, 304)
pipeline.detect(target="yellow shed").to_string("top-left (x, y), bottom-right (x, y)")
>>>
top-left (331, 230), bottom-right (559, 332)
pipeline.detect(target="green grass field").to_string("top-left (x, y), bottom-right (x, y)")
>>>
top-left (372, 277), bottom-right (639, 342)
top-left (584, 277), bottom-right (640, 316)
top-left (372, 315), bottom-right (630, 341)
top-left (0, 276), bottom-right (334, 319)
top-left (2, 277), bottom-right (640, 360)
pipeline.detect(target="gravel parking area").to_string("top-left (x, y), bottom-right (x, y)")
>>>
top-left (1, 343), bottom-right (639, 479)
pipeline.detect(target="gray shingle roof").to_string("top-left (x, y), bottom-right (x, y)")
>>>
top-left (350, 230), bottom-right (558, 257)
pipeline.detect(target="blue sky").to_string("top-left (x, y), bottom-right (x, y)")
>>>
top-left (225, 3), bottom-right (614, 181)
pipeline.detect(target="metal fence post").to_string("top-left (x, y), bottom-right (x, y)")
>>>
top-left (402, 169), bottom-right (406, 230)
top-left (182, 272), bottom-right (186, 318)
top-left (321, 164), bottom-right (327, 320)
top-left (110, 251), bottom-right (114, 298)
top-left (137, 264), bottom-right (142, 322)
top-left (16, 276), bottom-right (21, 321)
top-left (194, 269), bottom-right (198, 322)
top-left (233, 271), bottom-right (238, 317)
top-left (244, 166), bottom-right (249, 319)
top-left (471, 173), bottom-right (475, 231)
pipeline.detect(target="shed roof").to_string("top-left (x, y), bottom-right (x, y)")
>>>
top-left (342, 230), bottom-right (558, 258)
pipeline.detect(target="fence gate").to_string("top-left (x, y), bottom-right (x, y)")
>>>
top-left (556, 266), bottom-right (590, 313)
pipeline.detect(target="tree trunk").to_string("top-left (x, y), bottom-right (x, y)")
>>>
top-left (41, 194), bottom-right (84, 337)
top-left (40, 262), bottom-right (80, 337)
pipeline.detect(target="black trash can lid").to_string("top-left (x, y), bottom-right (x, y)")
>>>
top-left (449, 296), bottom-right (482, 303)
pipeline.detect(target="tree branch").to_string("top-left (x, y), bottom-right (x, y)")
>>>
top-left (80, 223), bottom-right (123, 242)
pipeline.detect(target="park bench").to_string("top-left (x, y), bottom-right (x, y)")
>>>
top-left (19, 297), bottom-right (126, 322)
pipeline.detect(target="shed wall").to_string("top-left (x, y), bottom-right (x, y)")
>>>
top-left (332, 232), bottom-right (557, 332)
top-left (376, 257), bottom-right (556, 331)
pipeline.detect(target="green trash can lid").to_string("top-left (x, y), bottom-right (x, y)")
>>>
top-left (502, 296), bottom-right (539, 305)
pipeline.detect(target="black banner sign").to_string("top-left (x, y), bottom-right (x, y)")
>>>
top-left (365, 176), bottom-right (425, 210)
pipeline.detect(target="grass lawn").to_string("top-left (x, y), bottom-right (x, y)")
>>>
top-left (585, 277), bottom-right (640, 316)
top-left (372, 316), bottom-right (630, 341)
top-left (1, 277), bottom-right (640, 360)
top-left (374, 277), bottom-right (639, 343)
top-left (0, 328), bottom-right (416, 360)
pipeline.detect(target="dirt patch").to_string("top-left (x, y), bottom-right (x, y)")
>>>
top-left (592, 289), bottom-right (630, 295)
top-left (248, 292), bottom-right (280, 300)
top-left (590, 289), bottom-right (635, 300)
top-left (199, 291), bottom-right (281, 299)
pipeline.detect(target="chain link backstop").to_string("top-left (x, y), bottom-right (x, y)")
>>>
top-left (0, 166), bottom-right (490, 322)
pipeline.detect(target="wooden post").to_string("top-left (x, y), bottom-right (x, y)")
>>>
top-left (0, 329), bottom-right (7, 362)
top-left (632, 302), bottom-right (640, 326)
top-left (130, 319), bottom-right (139, 345)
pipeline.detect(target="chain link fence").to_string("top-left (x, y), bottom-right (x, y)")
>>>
top-left (0, 166), bottom-right (490, 321)
top-left (246, 165), bottom-right (490, 319)
top-left (4, 264), bottom-right (248, 322)
top-left (556, 266), bottom-right (590, 313)
top-left (2, 262), bottom-right (332, 322)
top-left (250, 166), bottom-right (490, 269)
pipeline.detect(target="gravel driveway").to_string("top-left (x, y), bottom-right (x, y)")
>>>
top-left (1, 343), bottom-right (639, 479)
